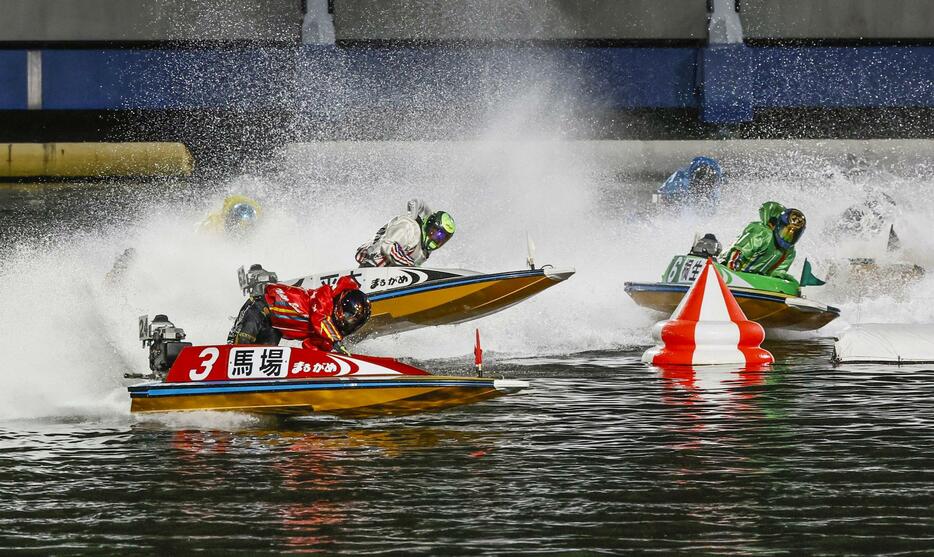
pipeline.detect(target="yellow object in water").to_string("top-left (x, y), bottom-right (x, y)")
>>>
top-left (199, 194), bottom-right (263, 234)
top-left (0, 142), bottom-right (193, 177)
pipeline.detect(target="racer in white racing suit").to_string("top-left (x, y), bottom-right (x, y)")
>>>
top-left (355, 199), bottom-right (455, 267)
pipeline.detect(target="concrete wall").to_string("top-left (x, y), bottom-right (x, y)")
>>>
top-left (333, 0), bottom-right (707, 41)
top-left (743, 0), bottom-right (934, 40)
top-left (0, 0), bottom-right (302, 42)
top-left (5, 0), bottom-right (934, 43)
top-left (334, 0), bottom-right (934, 42)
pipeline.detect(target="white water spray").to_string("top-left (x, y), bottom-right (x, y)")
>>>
top-left (3, 132), bottom-right (934, 421)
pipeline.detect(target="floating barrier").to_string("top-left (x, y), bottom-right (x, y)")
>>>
top-left (834, 323), bottom-right (934, 364)
top-left (0, 142), bottom-right (193, 177)
top-left (642, 258), bottom-right (774, 366)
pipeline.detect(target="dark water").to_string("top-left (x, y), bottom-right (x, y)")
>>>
top-left (2, 340), bottom-right (932, 554)
top-left (0, 182), bottom-right (183, 243)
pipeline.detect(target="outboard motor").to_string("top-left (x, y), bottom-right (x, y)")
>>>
top-left (139, 314), bottom-right (192, 377)
top-left (690, 233), bottom-right (722, 258)
top-left (238, 263), bottom-right (278, 297)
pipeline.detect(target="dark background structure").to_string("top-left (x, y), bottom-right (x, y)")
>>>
top-left (2, 1), bottom-right (934, 167)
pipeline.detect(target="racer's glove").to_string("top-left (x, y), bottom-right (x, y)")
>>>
top-left (356, 247), bottom-right (386, 268)
top-left (332, 341), bottom-right (351, 357)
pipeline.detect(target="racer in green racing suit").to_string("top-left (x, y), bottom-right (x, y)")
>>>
top-left (720, 201), bottom-right (807, 284)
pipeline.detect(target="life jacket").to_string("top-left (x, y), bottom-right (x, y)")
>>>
top-left (263, 275), bottom-right (363, 351)
top-left (264, 283), bottom-right (311, 340)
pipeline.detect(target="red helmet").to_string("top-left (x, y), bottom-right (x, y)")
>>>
top-left (333, 289), bottom-right (371, 336)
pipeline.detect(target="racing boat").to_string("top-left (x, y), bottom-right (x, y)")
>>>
top-left (285, 265), bottom-right (574, 338)
top-left (129, 317), bottom-right (527, 417)
top-left (625, 254), bottom-right (840, 331)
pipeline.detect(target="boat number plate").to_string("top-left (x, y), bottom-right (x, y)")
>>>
top-left (665, 256), bottom-right (705, 284)
top-left (227, 347), bottom-right (291, 379)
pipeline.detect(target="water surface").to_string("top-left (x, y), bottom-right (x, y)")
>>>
top-left (2, 341), bottom-right (932, 554)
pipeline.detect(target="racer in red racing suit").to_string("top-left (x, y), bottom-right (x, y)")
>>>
top-left (229, 275), bottom-right (371, 355)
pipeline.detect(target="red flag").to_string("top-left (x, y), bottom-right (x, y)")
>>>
top-left (474, 328), bottom-right (483, 373)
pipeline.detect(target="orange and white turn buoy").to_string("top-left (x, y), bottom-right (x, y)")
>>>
top-left (642, 258), bottom-right (774, 366)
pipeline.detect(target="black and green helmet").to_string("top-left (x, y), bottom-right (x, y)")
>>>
top-left (423, 211), bottom-right (455, 251)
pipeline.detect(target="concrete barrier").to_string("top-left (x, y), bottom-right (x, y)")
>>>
top-left (333, 0), bottom-right (706, 41)
top-left (743, 0), bottom-right (934, 40)
top-left (4, 0), bottom-right (934, 44)
top-left (0, 0), bottom-right (301, 43)
top-left (0, 143), bottom-right (194, 177)
top-left (335, 0), bottom-right (934, 42)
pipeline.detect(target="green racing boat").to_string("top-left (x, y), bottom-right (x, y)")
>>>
top-left (624, 254), bottom-right (840, 331)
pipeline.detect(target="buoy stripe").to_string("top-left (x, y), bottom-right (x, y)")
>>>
top-left (711, 262), bottom-right (748, 323)
top-left (644, 258), bottom-right (774, 367)
top-left (697, 263), bottom-right (731, 322)
top-left (670, 259), bottom-right (710, 322)
top-left (692, 320), bottom-right (744, 364)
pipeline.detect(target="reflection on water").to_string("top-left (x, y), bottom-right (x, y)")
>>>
top-left (655, 364), bottom-right (770, 455)
top-left (1, 341), bottom-right (934, 554)
top-left (160, 425), bottom-right (504, 553)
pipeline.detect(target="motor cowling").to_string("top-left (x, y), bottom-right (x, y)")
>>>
top-left (140, 314), bottom-right (192, 376)
top-left (690, 233), bottom-right (722, 258)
